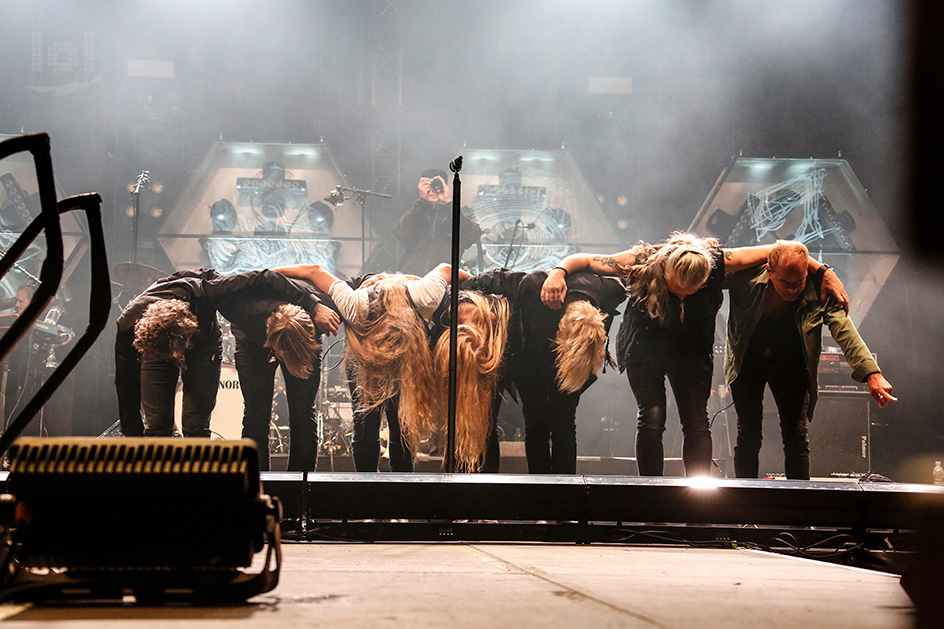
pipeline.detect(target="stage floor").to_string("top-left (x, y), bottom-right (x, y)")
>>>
top-left (0, 542), bottom-right (914, 627)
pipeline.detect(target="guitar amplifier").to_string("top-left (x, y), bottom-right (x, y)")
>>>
top-left (817, 346), bottom-right (875, 394)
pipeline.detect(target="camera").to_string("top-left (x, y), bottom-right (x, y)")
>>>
top-left (430, 178), bottom-right (444, 193)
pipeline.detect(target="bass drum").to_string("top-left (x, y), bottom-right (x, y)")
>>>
top-left (174, 363), bottom-right (244, 440)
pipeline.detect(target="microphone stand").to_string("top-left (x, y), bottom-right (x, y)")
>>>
top-left (129, 170), bottom-right (149, 293)
top-left (503, 219), bottom-right (525, 269)
top-left (339, 186), bottom-right (391, 269)
top-left (445, 156), bottom-right (462, 473)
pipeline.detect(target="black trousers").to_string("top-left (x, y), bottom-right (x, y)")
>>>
top-left (626, 351), bottom-right (713, 477)
top-left (516, 372), bottom-right (581, 475)
top-left (115, 336), bottom-right (221, 438)
top-left (481, 394), bottom-right (502, 473)
top-left (235, 344), bottom-right (320, 472)
top-left (348, 374), bottom-right (413, 472)
top-left (731, 353), bottom-right (811, 480)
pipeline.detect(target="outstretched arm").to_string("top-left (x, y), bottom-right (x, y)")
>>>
top-left (540, 250), bottom-right (636, 310)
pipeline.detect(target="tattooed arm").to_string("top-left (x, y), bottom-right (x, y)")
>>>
top-left (720, 245), bottom-right (776, 273)
top-left (540, 250), bottom-right (636, 310)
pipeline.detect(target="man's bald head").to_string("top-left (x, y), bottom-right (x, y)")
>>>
top-left (766, 240), bottom-right (809, 302)
top-left (768, 241), bottom-right (809, 272)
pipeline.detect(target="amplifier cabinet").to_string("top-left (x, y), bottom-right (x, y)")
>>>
top-left (809, 393), bottom-right (872, 477)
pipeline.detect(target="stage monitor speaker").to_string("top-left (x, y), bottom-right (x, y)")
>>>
top-left (809, 394), bottom-right (871, 478)
top-left (0, 437), bottom-right (281, 604)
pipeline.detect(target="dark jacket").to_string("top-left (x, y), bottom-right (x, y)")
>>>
top-left (459, 268), bottom-right (625, 389)
top-left (615, 247), bottom-right (725, 370)
top-left (393, 199), bottom-right (483, 275)
top-left (724, 263), bottom-right (881, 418)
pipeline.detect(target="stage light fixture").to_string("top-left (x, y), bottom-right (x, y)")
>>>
top-left (209, 198), bottom-right (237, 234)
top-left (124, 206), bottom-right (135, 217)
top-left (151, 182), bottom-right (164, 194)
top-left (150, 207), bottom-right (163, 218)
top-left (617, 194), bottom-right (629, 207)
top-left (306, 201), bottom-right (334, 233)
top-left (0, 437), bottom-right (282, 604)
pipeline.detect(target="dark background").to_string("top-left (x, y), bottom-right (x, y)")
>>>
top-left (1, 0), bottom-right (939, 481)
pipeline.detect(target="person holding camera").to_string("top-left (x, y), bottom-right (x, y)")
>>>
top-left (393, 168), bottom-right (484, 276)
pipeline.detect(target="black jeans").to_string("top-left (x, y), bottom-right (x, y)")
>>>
top-left (626, 351), bottom-right (713, 477)
top-left (116, 336), bottom-right (146, 437)
top-left (114, 337), bottom-right (222, 438)
top-left (481, 394), bottom-right (502, 473)
top-left (348, 374), bottom-right (413, 472)
top-left (235, 344), bottom-right (320, 472)
top-left (516, 373), bottom-right (581, 475)
top-left (730, 353), bottom-right (811, 480)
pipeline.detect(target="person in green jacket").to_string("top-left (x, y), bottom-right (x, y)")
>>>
top-left (725, 240), bottom-right (897, 480)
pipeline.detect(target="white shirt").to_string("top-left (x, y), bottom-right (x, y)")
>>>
top-left (329, 275), bottom-right (448, 331)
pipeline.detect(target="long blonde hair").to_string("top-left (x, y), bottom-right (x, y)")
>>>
top-left (344, 275), bottom-right (437, 455)
top-left (628, 232), bottom-right (717, 324)
top-left (266, 304), bottom-right (320, 379)
top-left (433, 292), bottom-right (510, 473)
top-left (553, 300), bottom-right (607, 394)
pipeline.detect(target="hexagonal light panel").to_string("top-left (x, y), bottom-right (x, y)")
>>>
top-left (458, 149), bottom-right (623, 272)
top-left (160, 142), bottom-right (367, 277)
top-left (688, 157), bottom-right (899, 326)
top-left (0, 134), bottom-right (84, 303)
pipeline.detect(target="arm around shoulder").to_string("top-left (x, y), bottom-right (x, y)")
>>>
top-left (540, 249), bottom-right (634, 310)
top-left (426, 263), bottom-right (470, 284)
top-left (273, 264), bottom-right (339, 294)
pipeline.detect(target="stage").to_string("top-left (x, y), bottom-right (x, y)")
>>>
top-left (263, 472), bottom-right (942, 542)
top-left (1, 465), bottom-right (941, 624)
top-left (0, 542), bottom-right (914, 627)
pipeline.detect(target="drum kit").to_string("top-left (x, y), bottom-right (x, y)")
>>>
top-left (0, 301), bottom-right (74, 436)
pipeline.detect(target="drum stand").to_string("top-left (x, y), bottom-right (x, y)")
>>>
top-left (315, 337), bottom-right (351, 471)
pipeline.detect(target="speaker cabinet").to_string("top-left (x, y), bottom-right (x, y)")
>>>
top-left (809, 393), bottom-right (872, 477)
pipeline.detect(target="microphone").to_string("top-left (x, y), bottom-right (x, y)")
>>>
top-left (132, 170), bottom-right (150, 197)
top-left (323, 186), bottom-right (345, 207)
top-left (449, 156), bottom-right (463, 173)
top-left (515, 219), bottom-right (536, 230)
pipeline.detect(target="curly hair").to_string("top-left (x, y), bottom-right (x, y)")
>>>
top-left (627, 232), bottom-right (717, 325)
top-left (133, 298), bottom-right (199, 368)
top-left (553, 299), bottom-right (608, 394)
top-left (266, 304), bottom-right (320, 379)
top-left (343, 275), bottom-right (438, 456)
top-left (433, 292), bottom-right (510, 472)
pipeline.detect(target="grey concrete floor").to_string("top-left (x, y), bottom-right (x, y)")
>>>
top-left (0, 542), bottom-right (915, 628)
